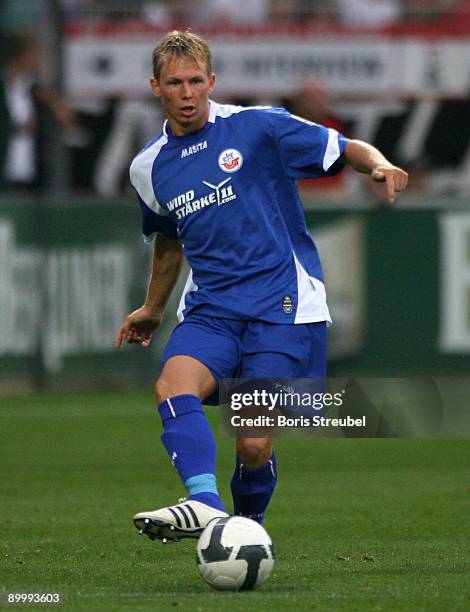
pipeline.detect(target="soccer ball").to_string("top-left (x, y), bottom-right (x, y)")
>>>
top-left (196, 516), bottom-right (275, 591)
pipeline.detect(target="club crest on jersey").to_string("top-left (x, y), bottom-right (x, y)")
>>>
top-left (218, 149), bottom-right (243, 173)
top-left (282, 295), bottom-right (293, 314)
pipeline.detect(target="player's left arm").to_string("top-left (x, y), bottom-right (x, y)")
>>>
top-left (341, 139), bottom-right (408, 203)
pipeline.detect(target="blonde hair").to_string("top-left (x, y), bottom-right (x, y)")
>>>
top-left (152, 31), bottom-right (212, 80)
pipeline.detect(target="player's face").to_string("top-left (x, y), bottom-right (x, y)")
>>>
top-left (151, 57), bottom-right (215, 136)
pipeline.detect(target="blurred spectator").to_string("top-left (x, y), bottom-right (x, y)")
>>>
top-left (93, 98), bottom-right (162, 196)
top-left (336, 0), bottom-right (402, 28)
top-left (288, 81), bottom-right (343, 131)
top-left (286, 81), bottom-right (350, 195)
top-left (0, 31), bottom-right (75, 191)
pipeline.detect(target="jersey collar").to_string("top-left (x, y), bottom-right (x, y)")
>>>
top-left (162, 100), bottom-right (216, 144)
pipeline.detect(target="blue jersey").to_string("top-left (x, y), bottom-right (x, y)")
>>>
top-left (130, 101), bottom-right (349, 324)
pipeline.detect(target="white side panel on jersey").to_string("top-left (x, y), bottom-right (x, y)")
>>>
top-left (177, 269), bottom-right (198, 322)
top-left (129, 134), bottom-right (168, 216)
top-left (293, 252), bottom-right (332, 325)
top-left (322, 128), bottom-right (341, 171)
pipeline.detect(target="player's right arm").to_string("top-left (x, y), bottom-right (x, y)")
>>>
top-left (115, 235), bottom-right (184, 349)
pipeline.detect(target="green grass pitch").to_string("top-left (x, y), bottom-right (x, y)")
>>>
top-left (1, 391), bottom-right (469, 611)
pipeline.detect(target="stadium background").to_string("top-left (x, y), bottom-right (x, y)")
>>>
top-left (1, 2), bottom-right (470, 609)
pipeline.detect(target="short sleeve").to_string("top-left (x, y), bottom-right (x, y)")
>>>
top-left (129, 134), bottom-right (178, 242)
top-left (267, 108), bottom-right (349, 180)
top-left (137, 194), bottom-right (178, 242)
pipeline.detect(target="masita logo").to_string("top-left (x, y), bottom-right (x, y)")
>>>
top-left (181, 140), bottom-right (207, 159)
top-left (218, 148), bottom-right (243, 173)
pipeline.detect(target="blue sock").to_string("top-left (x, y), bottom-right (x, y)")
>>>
top-left (158, 394), bottom-right (225, 512)
top-left (231, 452), bottom-right (277, 523)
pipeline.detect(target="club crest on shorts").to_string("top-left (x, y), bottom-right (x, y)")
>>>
top-left (282, 295), bottom-right (293, 314)
top-left (218, 149), bottom-right (243, 173)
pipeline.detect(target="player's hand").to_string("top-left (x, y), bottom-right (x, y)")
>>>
top-left (115, 306), bottom-right (163, 349)
top-left (371, 165), bottom-right (408, 204)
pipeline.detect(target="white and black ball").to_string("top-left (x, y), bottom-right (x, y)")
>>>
top-left (196, 516), bottom-right (275, 591)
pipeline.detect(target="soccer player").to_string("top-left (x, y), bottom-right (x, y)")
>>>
top-left (115, 31), bottom-right (408, 543)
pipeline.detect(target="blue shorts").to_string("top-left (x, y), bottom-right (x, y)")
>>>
top-left (161, 312), bottom-right (327, 397)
